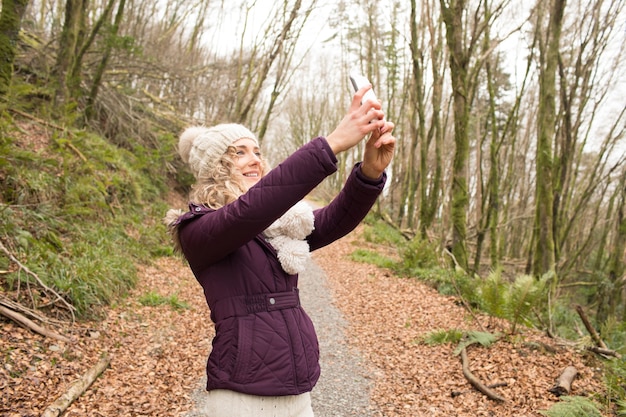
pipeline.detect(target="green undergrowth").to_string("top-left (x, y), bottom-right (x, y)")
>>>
top-left (354, 213), bottom-right (626, 415)
top-left (0, 112), bottom-right (177, 318)
top-left (139, 291), bottom-right (190, 310)
top-left (539, 396), bottom-right (604, 417)
top-left (354, 214), bottom-right (615, 339)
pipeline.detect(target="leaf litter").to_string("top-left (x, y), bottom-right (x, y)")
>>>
top-left (1, 227), bottom-right (607, 416)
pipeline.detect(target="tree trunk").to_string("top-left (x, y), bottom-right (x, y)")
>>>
top-left (474, 1), bottom-right (501, 273)
top-left (409, 0), bottom-right (423, 231)
top-left (0, 0), bottom-right (30, 99)
top-left (55, 0), bottom-right (87, 103)
top-left (85, 0), bottom-right (127, 120)
top-left (532, 0), bottom-right (565, 276)
top-left (611, 169), bottom-right (626, 321)
top-left (425, 12), bottom-right (445, 239)
top-left (440, 0), bottom-right (470, 270)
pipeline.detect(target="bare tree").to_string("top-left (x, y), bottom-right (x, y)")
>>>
top-left (85, 0), bottom-right (127, 120)
top-left (439, 0), bottom-right (494, 271)
top-left (530, 0), bottom-right (564, 276)
top-left (612, 168), bottom-right (626, 322)
top-left (54, 0), bottom-right (87, 102)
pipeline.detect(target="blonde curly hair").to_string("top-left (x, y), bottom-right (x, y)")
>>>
top-left (189, 145), bottom-right (266, 209)
top-left (164, 145), bottom-right (268, 252)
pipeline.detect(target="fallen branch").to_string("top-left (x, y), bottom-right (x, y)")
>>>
top-left (0, 240), bottom-right (75, 322)
top-left (8, 108), bottom-right (87, 161)
top-left (587, 346), bottom-right (622, 359)
top-left (380, 212), bottom-right (414, 240)
top-left (451, 382), bottom-right (507, 398)
top-left (40, 354), bottom-right (111, 417)
top-left (8, 108), bottom-right (65, 131)
top-left (548, 366), bottom-right (578, 397)
top-left (0, 305), bottom-right (71, 343)
top-left (575, 305), bottom-right (607, 349)
top-left (0, 295), bottom-right (66, 326)
top-left (460, 348), bottom-right (506, 402)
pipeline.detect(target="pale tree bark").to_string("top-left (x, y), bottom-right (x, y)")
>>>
top-left (405, 0), bottom-right (443, 236)
top-left (377, 2), bottom-right (403, 217)
top-left (475, 52), bottom-right (499, 271)
top-left (616, 170), bottom-right (626, 322)
top-left (473, 0), bottom-right (515, 272)
top-left (423, 0), bottom-right (447, 240)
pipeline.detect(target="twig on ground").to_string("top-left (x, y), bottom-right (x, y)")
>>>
top-left (587, 346), bottom-right (622, 359)
top-left (0, 239), bottom-right (76, 322)
top-left (0, 305), bottom-right (71, 343)
top-left (0, 295), bottom-right (67, 326)
top-left (575, 305), bottom-right (607, 349)
top-left (40, 354), bottom-right (111, 417)
top-left (451, 382), bottom-right (508, 398)
top-left (460, 347), bottom-right (506, 402)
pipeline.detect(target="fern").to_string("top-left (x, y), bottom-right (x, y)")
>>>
top-left (480, 269), bottom-right (508, 318)
top-left (453, 331), bottom-right (500, 355)
top-left (538, 396), bottom-right (602, 417)
top-left (506, 274), bottom-right (548, 334)
top-left (474, 271), bottom-right (549, 334)
top-left (423, 329), bottom-right (464, 345)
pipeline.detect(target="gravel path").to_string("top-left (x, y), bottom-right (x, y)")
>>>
top-left (184, 258), bottom-right (373, 417)
top-left (301, 259), bottom-right (373, 417)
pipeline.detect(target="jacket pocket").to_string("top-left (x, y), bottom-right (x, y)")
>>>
top-left (231, 316), bottom-right (254, 383)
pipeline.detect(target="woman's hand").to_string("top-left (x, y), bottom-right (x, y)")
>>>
top-left (326, 85), bottom-right (386, 155)
top-left (360, 121), bottom-right (396, 180)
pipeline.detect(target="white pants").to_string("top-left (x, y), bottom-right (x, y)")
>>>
top-left (201, 389), bottom-right (315, 417)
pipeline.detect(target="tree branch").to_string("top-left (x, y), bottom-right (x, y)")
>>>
top-left (0, 305), bottom-right (70, 343)
top-left (575, 305), bottom-right (607, 349)
top-left (40, 354), bottom-right (111, 417)
top-left (0, 240), bottom-right (76, 321)
top-left (460, 347), bottom-right (506, 402)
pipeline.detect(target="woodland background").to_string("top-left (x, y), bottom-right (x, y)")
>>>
top-left (0, 0), bottom-right (625, 414)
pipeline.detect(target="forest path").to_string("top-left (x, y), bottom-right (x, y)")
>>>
top-left (184, 256), bottom-right (373, 417)
top-left (1, 227), bottom-right (606, 416)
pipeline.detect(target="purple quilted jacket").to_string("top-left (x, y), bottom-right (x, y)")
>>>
top-left (174, 137), bottom-right (386, 396)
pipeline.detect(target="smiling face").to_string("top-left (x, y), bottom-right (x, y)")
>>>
top-left (232, 137), bottom-right (264, 187)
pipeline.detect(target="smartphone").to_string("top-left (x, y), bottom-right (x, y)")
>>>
top-left (349, 72), bottom-right (378, 104)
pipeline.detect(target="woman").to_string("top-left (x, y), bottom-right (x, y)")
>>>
top-left (166, 85), bottom-right (395, 416)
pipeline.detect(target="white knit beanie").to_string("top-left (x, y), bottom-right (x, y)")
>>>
top-left (178, 123), bottom-right (258, 178)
